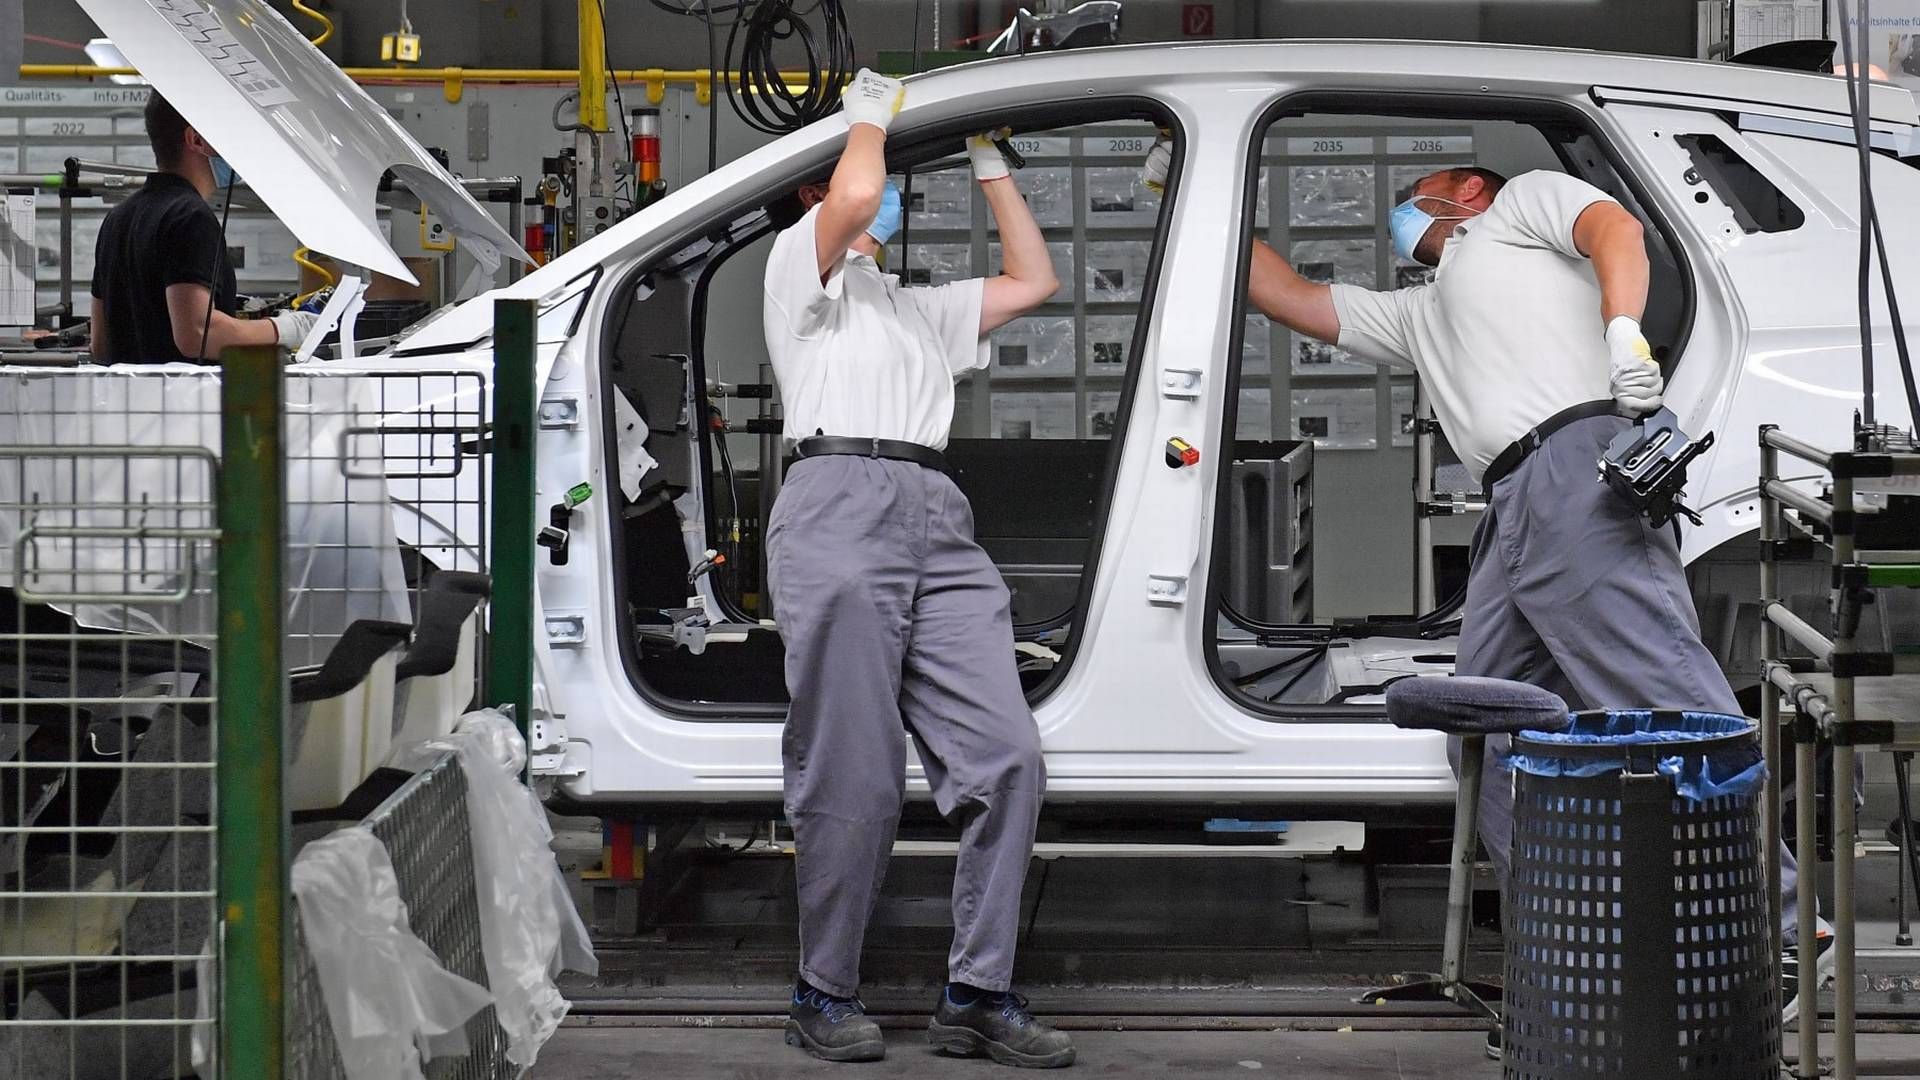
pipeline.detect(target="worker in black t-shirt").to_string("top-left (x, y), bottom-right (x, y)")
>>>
top-left (88, 95), bottom-right (316, 364)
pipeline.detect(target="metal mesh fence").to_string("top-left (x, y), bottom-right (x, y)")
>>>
top-left (0, 438), bottom-right (221, 1079)
top-left (0, 360), bottom-right (497, 1078)
top-left (287, 751), bottom-right (510, 1079)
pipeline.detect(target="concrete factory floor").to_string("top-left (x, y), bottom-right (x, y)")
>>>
top-left (529, 1026), bottom-right (1501, 1078)
top-left (526, 1027), bottom-right (1920, 1078)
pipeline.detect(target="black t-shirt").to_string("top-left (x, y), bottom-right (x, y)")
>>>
top-left (90, 172), bottom-right (236, 364)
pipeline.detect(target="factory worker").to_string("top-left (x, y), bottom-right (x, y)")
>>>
top-left (90, 94), bottom-right (315, 364)
top-left (1147, 142), bottom-right (1835, 1052)
top-left (761, 68), bottom-right (1074, 1069)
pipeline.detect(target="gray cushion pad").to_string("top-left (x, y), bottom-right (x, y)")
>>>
top-left (1385, 675), bottom-right (1572, 736)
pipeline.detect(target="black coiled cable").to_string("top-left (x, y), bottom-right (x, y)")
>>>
top-left (724, 0), bottom-right (857, 135)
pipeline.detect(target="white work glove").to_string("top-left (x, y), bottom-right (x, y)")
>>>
top-left (1605, 315), bottom-right (1664, 416)
top-left (840, 68), bottom-right (905, 134)
top-left (966, 129), bottom-right (1012, 182)
top-left (1141, 130), bottom-right (1172, 195)
top-left (270, 310), bottom-right (320, 352)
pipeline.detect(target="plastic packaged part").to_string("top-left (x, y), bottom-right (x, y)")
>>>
top-left (1085, 241), bottom-right (1150, 302)
top-left (1289, 237), bottom-right (1376, 290)
top-left (291, 827), bottom-right (493, 1079)
top-left (1291, 333), bottom-right (1374, 377)
top-left (1237, 387), bottom-right (1274, 441)
top-left (392, 708), bottom-right (597, 1068)
top-left (1390, 383), bottom-right (1416, 448)
top-left (990, 316), bottom-right (1076, 379)
top-left (885, 243), bottom-right (971, 288)
top-left (1505, 709), bottom-right (1765, 803)
top-left (989, 392), bottom-right (1076, 440)
top-left (893, 170), bottom-right (974, 229)
top-left (989, 241), bottom-right (1072, 303)
top-left (1009, 166), bottom-right (1073, 228)
top-left (1086, 390), bottom-right (1121, 439)
top-left (1085, 314), bottom-right (1136, 372)
top-left (1288, 164), bottom-right (1375, 227)
top-left (1084, 165), bottom-right (1161, 228)
top-left (1292, 387), bottom-right (1377, 450)
top-left (1242, 315), bottom-right (1272, 376)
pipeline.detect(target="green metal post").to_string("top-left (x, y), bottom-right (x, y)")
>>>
top-left (217, 346), bottom-right (287, 1080)
top-left (487, 299), bottom-right (538, 739)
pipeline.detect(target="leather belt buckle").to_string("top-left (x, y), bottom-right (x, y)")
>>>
top-left (869, 437), bottom-right (882, 458)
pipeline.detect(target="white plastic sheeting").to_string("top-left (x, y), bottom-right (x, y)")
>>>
top-left (0, 366), bottom-right (409, 666)
top-left (394, 709), bottom-right (597, 1068)
top-left (291, 828), bottom-right (493, 1079)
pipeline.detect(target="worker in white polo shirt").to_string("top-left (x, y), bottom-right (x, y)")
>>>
top-left (1144, 140), bottom-right (1835, 1054)
top-left (761, 69), bottom-right (1073, 1069)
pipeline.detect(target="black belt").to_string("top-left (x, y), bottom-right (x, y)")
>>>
top-left (794, 435), bottom-right (946, 473)
top-left (1480, 400), bottom-right (1620, 499)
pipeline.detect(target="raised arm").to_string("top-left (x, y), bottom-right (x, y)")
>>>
top-left (813, 70), bottom-right (904, 281)
top-left (973, 133), bottom-right (1058, 334)
top-left (1248, 240), bottom-right (1340, 344)
top-left (1138, 132), bottom-right (1341, 345)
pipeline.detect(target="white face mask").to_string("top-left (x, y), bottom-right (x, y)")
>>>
top-left (1388, 193), bottom-right (1481, 265)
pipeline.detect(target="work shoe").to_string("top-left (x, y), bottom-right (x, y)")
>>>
top-left (1782, 933), bottom-right (1837, 1027)
top-left (928, 987), bottom-right (1076, 1068)
top-left (785, 985), bottom-right (885, 1062)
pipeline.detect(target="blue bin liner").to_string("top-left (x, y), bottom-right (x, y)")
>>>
top-left (1505, 709), bottom-right (1765, 802)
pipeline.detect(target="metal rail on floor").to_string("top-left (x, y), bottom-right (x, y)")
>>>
top-left (1760, 425), bottom-right (1920, 1080)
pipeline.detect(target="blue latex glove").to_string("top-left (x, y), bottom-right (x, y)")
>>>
top-left (865, 181), bottom-right (903, 246)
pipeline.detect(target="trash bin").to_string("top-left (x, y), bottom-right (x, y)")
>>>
top-left (1502, 710), bottom-right (1779, 1080)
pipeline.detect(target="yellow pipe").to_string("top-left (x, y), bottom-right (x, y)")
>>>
top-left (290, 0), bottom-right (335, 46)
top-left (293, 247), bottom-right (337, 289)
top-left (577, 0), bottom-right (610, 132)
top-left (19, 64), bottom-right (816, 105)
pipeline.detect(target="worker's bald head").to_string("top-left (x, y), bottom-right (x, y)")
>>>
top-left (1403, 166), bottom-right (1507, 209)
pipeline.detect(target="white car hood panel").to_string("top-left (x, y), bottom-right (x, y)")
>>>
top-left (77, 0), bottom-right (527, 283)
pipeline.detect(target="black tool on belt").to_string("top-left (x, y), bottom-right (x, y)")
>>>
top-left (1480, 399), bottom-right (1714, 531)
top-left (795, 433), bottom-right (947, 473)
top-left (1596, 407), bottom-right (1714, 530)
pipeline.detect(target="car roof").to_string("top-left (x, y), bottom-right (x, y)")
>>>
top-left (934, 39), bottom-right (1917, 126)
top-left (395, 39), bottom-right (1916, 354)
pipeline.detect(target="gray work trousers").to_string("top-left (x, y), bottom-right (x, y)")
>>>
top-left (1454, 413), bottom-right (1812, 942)
top-left (768, 455), bottom-right (1045, 999)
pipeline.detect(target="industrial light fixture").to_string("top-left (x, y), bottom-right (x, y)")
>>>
top-left (83, 38), bottom-right (146, 85)
top-left (988, 0), bottom-right (1122, 55)
top-left (380, 0), bottom-right (422, 64)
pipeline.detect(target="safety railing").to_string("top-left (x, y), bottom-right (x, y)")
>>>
top-left (287, 751), bottom-right (510, 1079)
top-left (0, 362), bottom-right (491, 679)
top-left (0, 441), bottom-right (222, 1076)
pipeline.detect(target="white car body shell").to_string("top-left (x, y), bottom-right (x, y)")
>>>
top-left (98, 16), bottom-right (1920, 807)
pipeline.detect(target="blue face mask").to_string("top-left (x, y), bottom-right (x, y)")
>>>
top-left (1388, 193), bottom-right (1478, 265)
top-left (210, 155), bottom-right (238, 191)
top-left (865, 181), bottom-right (903, 246)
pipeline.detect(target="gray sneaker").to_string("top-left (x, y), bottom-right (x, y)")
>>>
top-left (928, 989), bottom-right (1075, 1069)
top-left (786, 985), bottom-right (885, 1063)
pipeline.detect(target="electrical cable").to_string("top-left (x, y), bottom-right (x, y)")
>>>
top-left (723, 0), bottom-right (857, 136)
top-left (594, 0), bottom-right (637, 203)
top-left (1836, 0), bottom-right (1919, 435)
top-left (709, 402), bottom-right (742, 596)
top-left (195, 168), bottom-right (238, 364)
top-left (703, 0), bottom-right (721, 174)
top-left (897, 0), bottom-right (926, 280)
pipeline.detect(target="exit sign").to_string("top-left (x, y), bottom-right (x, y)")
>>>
top-left (1182, 3), bottom-right (1215, 36)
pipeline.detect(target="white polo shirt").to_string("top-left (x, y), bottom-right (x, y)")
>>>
top-left (1329, 170), bottom-right (1621, 483)
top-left (762, 205), bottom-right (988, 451)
